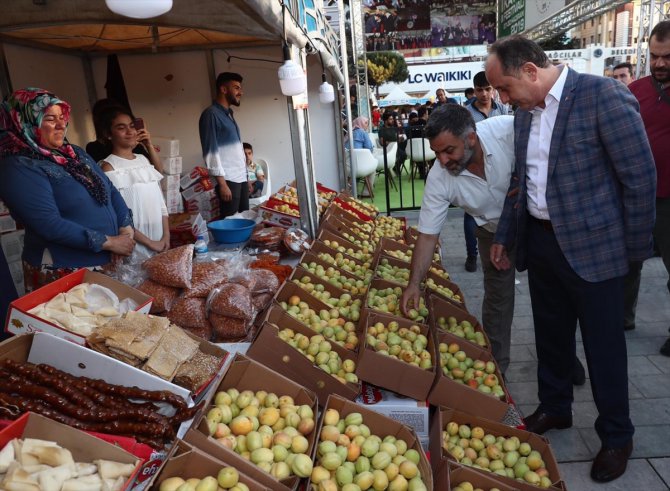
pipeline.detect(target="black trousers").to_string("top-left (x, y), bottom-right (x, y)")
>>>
top-left (218, 180), bottom-right (249, 218)
top-left (526, 216), bottom-right (634, 448)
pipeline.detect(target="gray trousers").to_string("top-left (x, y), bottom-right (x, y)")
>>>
top-left (476, 227), bottom-right (516, 374)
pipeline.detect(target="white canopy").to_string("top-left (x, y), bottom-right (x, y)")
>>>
top-left (379, 85), bottom-right (429, 107)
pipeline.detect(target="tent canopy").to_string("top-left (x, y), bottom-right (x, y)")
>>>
top-left (379, 85), bottom-right (429, 107)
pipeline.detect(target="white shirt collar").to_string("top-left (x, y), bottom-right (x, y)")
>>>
top-left (534, 65), bottom-right (568, 113)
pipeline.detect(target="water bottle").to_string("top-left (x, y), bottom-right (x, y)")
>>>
top-left (194, 234), bottom-right (208, 258)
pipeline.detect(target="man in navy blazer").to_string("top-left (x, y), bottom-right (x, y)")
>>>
top-left (485, 36), bottom-right (656, 483)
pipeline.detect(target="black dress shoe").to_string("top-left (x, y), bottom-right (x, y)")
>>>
top-left (573, 357), bottom-right (586, 386)
top-left (523, 409), bottom-right (572, 435)
top-left (590, 440), bottom-right (633, 483)
top-left (660, 336), bottom-right (670, 357)
top-left (465, 255), bottom-right (477, 272)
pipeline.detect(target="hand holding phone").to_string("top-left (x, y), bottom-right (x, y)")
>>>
top-left (133, 118), bottom-right (145, 131)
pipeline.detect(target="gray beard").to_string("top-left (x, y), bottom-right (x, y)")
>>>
top-left (447, 144), bottom-right (474, 176)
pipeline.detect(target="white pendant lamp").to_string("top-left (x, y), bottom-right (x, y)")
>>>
top-left (278, 45), bottom-right (307, 96)
top-left (105, 0), bottom-right (173, 19)
top-left (319, 74), bottom-right (335, 104)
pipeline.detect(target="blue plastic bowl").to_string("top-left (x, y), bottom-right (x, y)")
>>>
top-left (207, 218), bottom-right (256, 244)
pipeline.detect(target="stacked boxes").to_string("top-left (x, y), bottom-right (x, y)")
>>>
top-left (154, 137), bottom-right (184, 214)
top-left (0, 199), bottom-right (24, 295)
top-left (180, 167), bottom-right (220, 222)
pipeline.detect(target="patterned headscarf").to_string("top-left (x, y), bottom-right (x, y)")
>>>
top-left (0, 88), bottom-right (108, 204)
top-left (352, 116), bottom-right (369, 131)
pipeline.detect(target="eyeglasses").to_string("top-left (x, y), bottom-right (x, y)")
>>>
top-left (42, 114), bottom-right (67, 125)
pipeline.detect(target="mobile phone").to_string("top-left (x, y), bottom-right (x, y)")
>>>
top-left (133, 118), bottom-right (145, 131)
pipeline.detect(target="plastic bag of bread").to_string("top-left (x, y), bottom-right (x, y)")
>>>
top-left (142, 244), bottom-right (194, 288)
top-left (137, 279), bottom-right (180, 313)
top-left (210, 313), bottom-right (249, 342)
top-left (252, 292), bottom-right (273, 312)
top-left (167, 296), bottom-right (210, 330)
top-left (183, 261), bottom-right (228, 298)
top-left (247, 269), bottom-right (279, 294)
top-left (208, 283), bottom-right (254, 320)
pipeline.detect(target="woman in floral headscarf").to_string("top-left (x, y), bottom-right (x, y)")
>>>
top-left (0, 88), bottom-right (136, 291)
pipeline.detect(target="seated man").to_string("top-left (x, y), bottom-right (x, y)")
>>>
top-left (244, 142), bottom-right (265, 198)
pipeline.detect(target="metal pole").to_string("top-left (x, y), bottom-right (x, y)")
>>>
top-left (338, 0), bottom-right (357, 198)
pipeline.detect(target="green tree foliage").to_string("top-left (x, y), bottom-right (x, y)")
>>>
top-left (538, 33), bottom-right (580, 50)
top-left (364, 51), bottom-right (409, 91)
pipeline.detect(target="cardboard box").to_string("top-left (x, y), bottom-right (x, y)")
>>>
top-left (179, 166), bottom-right (209, 190)
top-left (320, 208), bottom-right (373, 238)
top-left (424, 269), bottom-right (467, 311)
top-left (357, 310), bottom-right (435, 401)
top-left (0, 213), bottom-right (17, 233)
top-left (373, 254), bottom-right (412, 287)
top-left (162, 156), bottom-right (183, 175)
top-left (429, 329), bottom-right (520, 426)
top-left (309, 242), bottom-right (372, 281)
top-left (366, 278), bottom-right (428, 324)
top-left (163, 188), bottom-right (184, 214)
top-left (247, 321), bottom-right (360, 405)
top-left (436, 460), bottom-right (520, 491)
top-left (0, 412), bottom-right (142, 491)
top-left (317, 228), bottom-right (374, 263)
top-left (169, 212), bottom-right (207, 247)
top-left (314, 395), bottom-right (433, 490)
top-left (1, 229), bottom-right (24, 263)
top-left (430, 407), bottom-right (565, 491)
top-left (260, 197), bottom-right (301, 229)
top-left (429, 294), bottom-right (491, 352)
top-left (290, 266), bottom-right (365, 302)
top-left (161, 173), bottom-right (181, 193)
top-left (334, 193), bottom-right (378, 220)
top-left (5, 269), bottom-right (152, 344)
top-left (297, 252), bottom-right (369, 297)
top-left (152, 137), bottom-right (180, 157)
top-left (153, 441), bottom-right (269, 491)
top-left (181, 178), bottom-right (216, 201)
top-left (356, 382), bottom-right (430, 443)
top-left (185, 353), bottom-right (318, 490)
top-left (0, 199), bottom-right (9, 214)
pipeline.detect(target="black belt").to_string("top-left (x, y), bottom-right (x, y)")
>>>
top-left (530, 215), bottom-right (553, 232)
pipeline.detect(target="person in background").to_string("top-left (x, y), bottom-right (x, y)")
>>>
top-left (347, 116), bottom-right (375, 152)
top-left (243, 142), bottom-right (266, 198)
top-left (85, 98), bottom-right (150, 163)
top-left (433, 88), bottom-right (457, 108)
top-left (199, 72), bottom-right (249, 218)
top-left (0, 88), bottom-right (135, 292)
top-left (628, 20), bottom-right (670, 356)
top-left (487, 35), bottom-right (655, 483)
top-left (99, 106), bottom-right (169, 256)
top-left (464, 87), bottom-right (476, 105)
top-left (371, 105), bottom-right (382, 130)
top-left (612, 62), bottom-right (635, 87)
top-left (378, 111), bottom-right (407, 176)
top-left (462, 71), bottom-right (508, 273)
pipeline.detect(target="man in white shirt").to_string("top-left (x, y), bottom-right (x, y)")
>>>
top-left (400, 105), bottom-right (516, 374)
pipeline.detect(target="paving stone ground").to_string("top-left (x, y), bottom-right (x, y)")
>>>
top-left (403, 208), bottom-right (670, 490)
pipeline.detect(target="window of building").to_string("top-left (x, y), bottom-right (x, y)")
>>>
top-left (591, 19), bottom-right (595, 27)
top-left (590, 35), bottom-right (595, 44)
top-left (597, 33), bottom-right (602, 43)
top-left (582, 37), bottom-right (586, 48)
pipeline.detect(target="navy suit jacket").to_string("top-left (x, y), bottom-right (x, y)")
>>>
top-left (495, 68), bottom-right (656, 282)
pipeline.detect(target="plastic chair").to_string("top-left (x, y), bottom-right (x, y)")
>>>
top-left (408, 138), bottom-right (436, 180)
top-left (351, 149), bottom-right (378, 198)
top-left (248, 158), bottom-right (271, 207)
top-left (373, 141), bottom-right (398, 191)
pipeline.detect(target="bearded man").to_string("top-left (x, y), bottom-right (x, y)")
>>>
top-left (400, 104), bottom-right (517, 374)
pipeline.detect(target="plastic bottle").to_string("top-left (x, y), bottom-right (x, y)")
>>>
top-left (194, 234), bottom-right (208, 257)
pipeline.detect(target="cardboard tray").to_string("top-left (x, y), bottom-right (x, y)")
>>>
top-left (316, 228), bottom-right (374, 262)
top-left (357, 310), bottom-right (435, 401)
top-left (296, 252), bottom-right (369, 297)
top-left (308, 243), bottom-right (372, 282)
top-left (320, 210), bottom-right (373, 240)
top-left (436, 460), bottom-right (521, 491)
top-left (152, 440), bottom-right (270, 490)
top-left (365, 278), bottom-right (428, 324)
top-left (428, 329), bottom-right (515, 424)
top-left (5, 269), bottom-right (153, 345)
top-left (313, 395), bottom-right (433, 490)
top-left (429, 293), bottom-right (491, 352)
top-left (0, 412), bottom-right (142, 491)
top-left (429, 407), bottom-right (565, 491)
top-left (373, 254), bottom-right (413, 287)
top-left (246, 321), bottom-right (360, 405)
top-left (334, 192), bottom-right (378, 219)
top-left (185, 353), bottom-right (318, 491)
top-left (424, 269), bottom-right (467, 310)
top-left (290, 266), bottom-right (365, 302)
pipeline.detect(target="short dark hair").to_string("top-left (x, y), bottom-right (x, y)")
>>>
top-left (216, 72), bottom-right (243, 91)
top-left (613, 62), bottom-right (633, 76)
top-left (424, 104), bottom-right (476, 141)
top-left (488, 35), bottom-right (550, 76)
top-left (417, 107), bottom-right (428, 118)
top-left (243, 142), bottom-right (253, 151)
top-left (382, 111), bottom-right (395, 122)
top-left (473, 71), bottom-right (490, 88)
top-left (650, 19), bottom-right (670, 43)
top-left (464, 88), bottom-right (475, 97)
top-left (436, 88), bottom-right (446, 96)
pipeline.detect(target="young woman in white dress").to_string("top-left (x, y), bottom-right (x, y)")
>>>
top-left (99, 108), bottom-right (169, 256)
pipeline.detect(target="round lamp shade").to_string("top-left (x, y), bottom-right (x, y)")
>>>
top-left (105, 0), bottom-right (173, 19)
top-left (278, 59), bottom-right (307, 96)
top-left (319, 81), bottom-right (335, 103)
